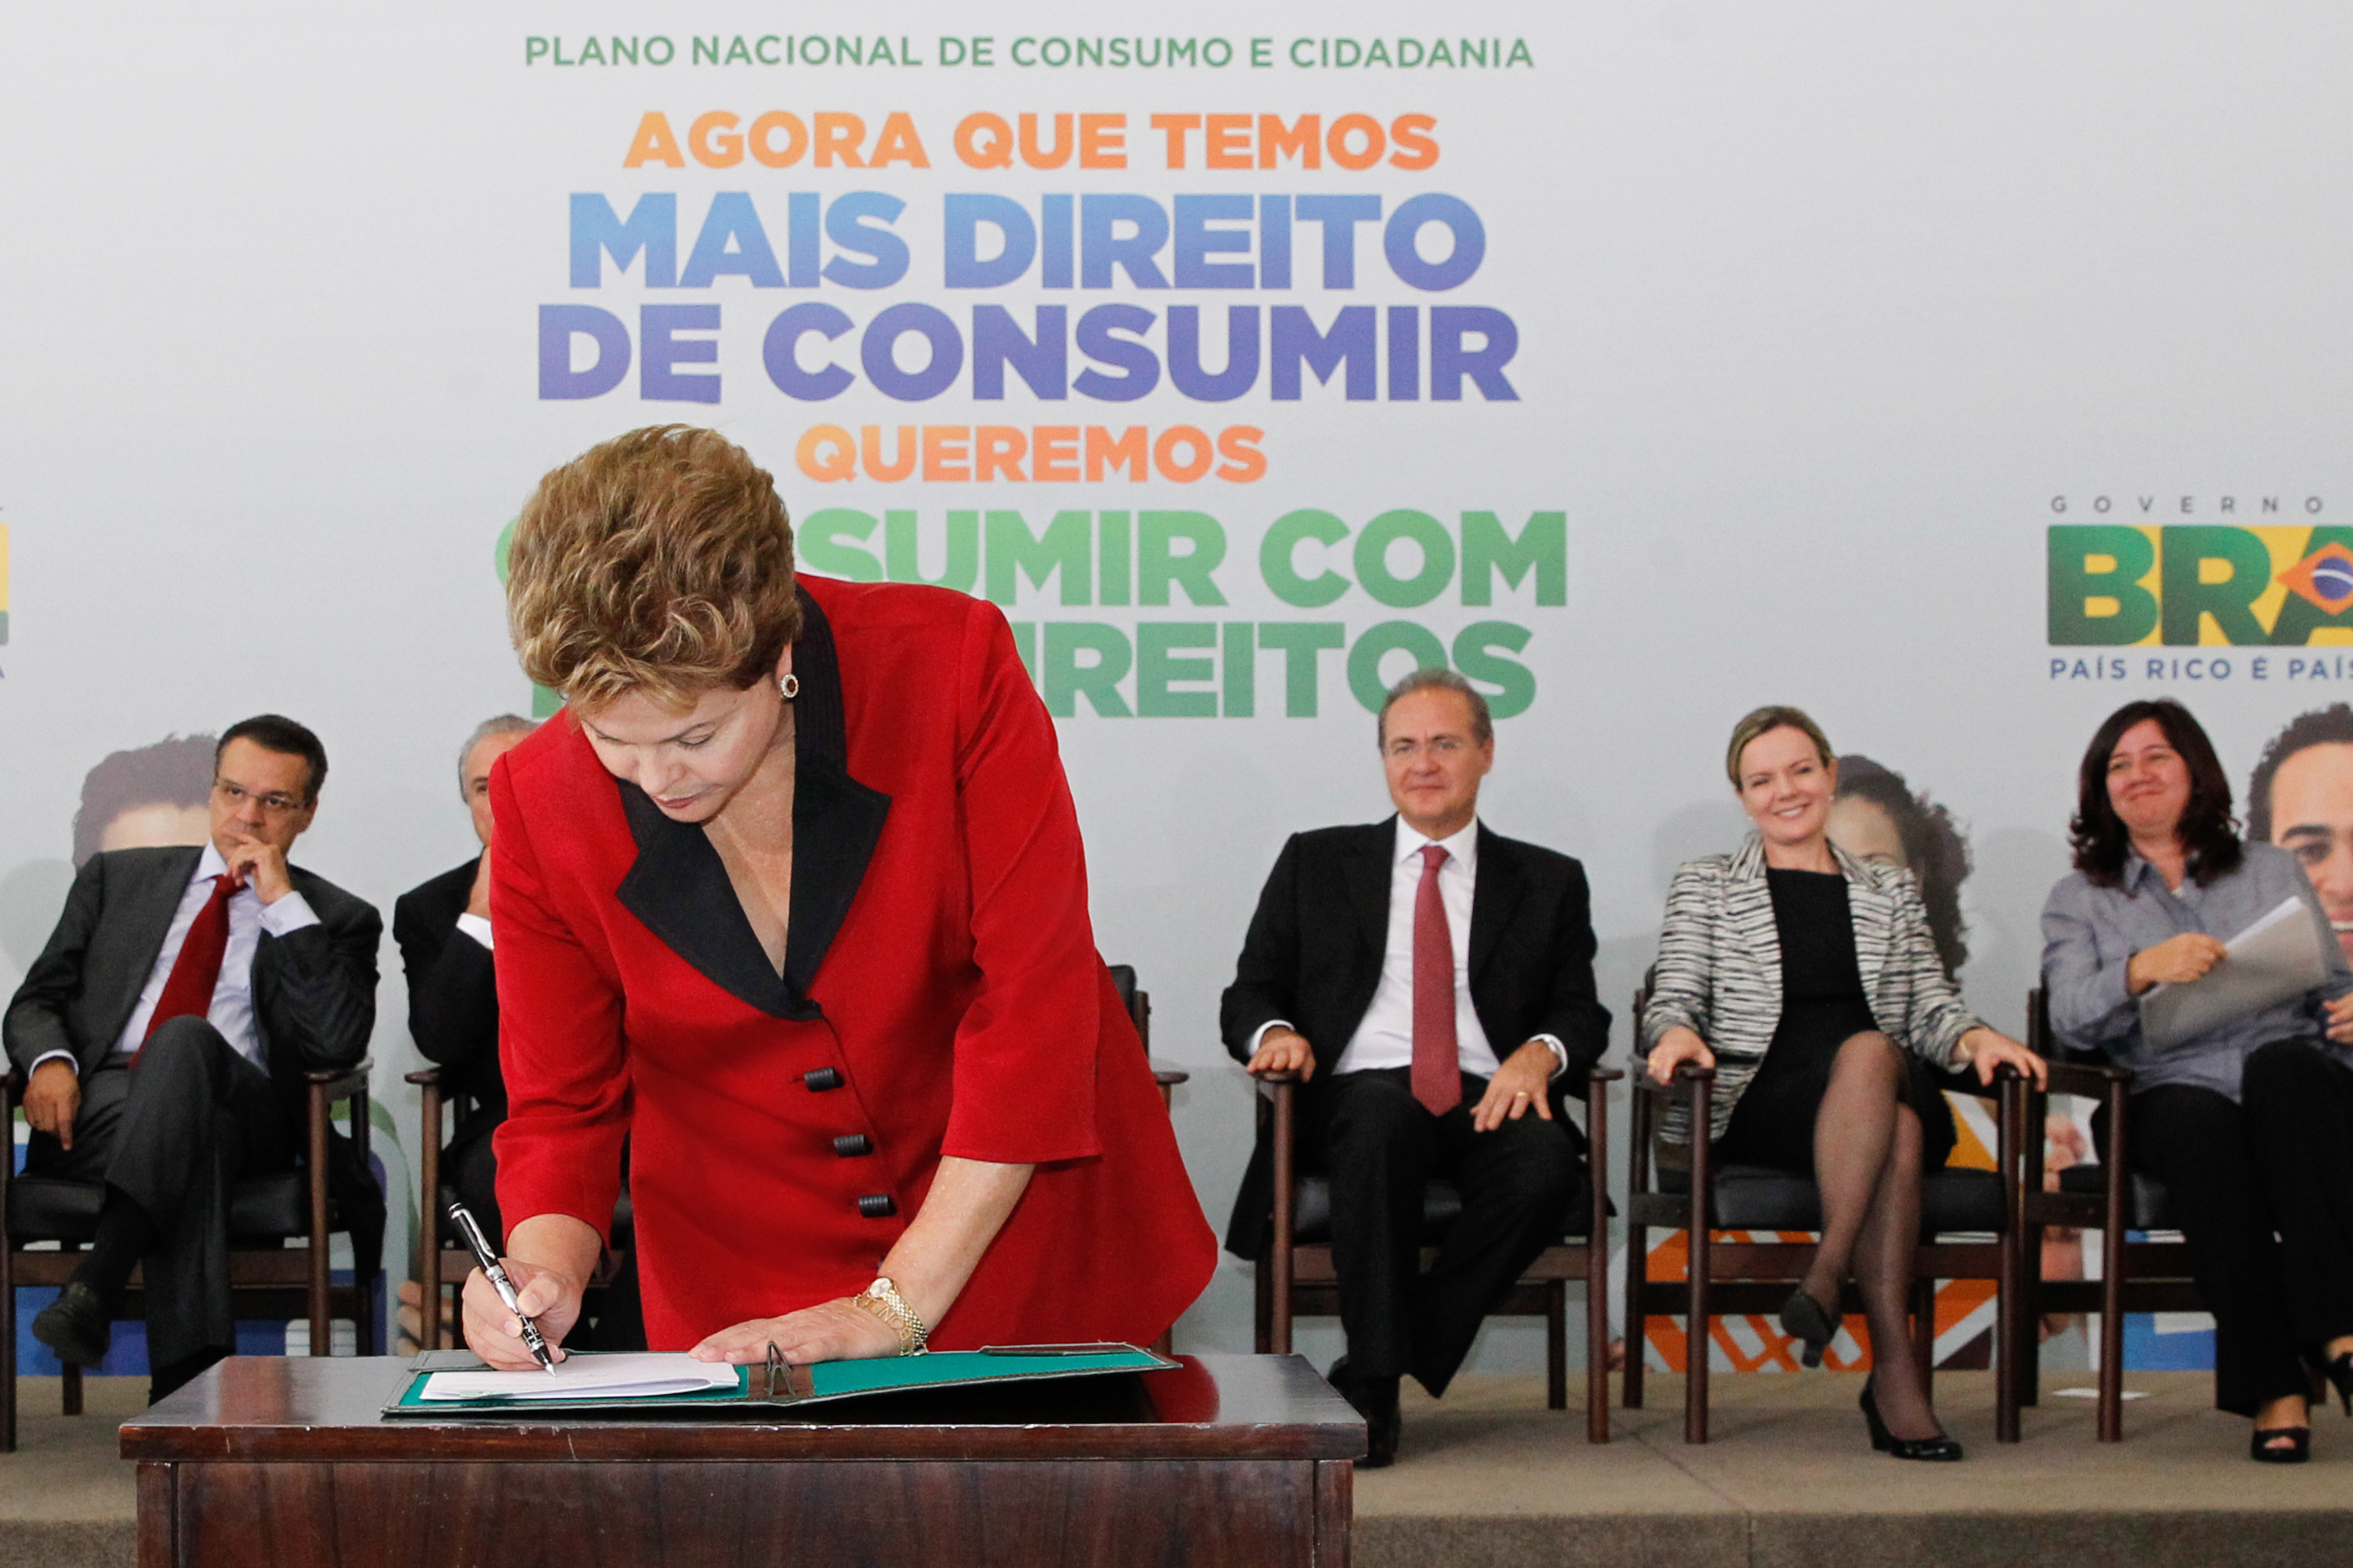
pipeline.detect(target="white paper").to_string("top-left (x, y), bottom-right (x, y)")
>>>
top-left (2140, 896), bottom-right (2328, 1051)
top-left (418, 1352), bottom-right (741, 1402)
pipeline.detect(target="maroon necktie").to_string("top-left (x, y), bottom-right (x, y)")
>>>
top-left (1411, 843), bottom-right (1461, 1116)
top-left (136, 873), bottom-right (236, 1061)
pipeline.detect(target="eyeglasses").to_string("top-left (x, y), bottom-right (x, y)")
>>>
top-left (1383, 737), bottom-right (1468, 761)
top-left (214, 778), bottom-right (306, 816)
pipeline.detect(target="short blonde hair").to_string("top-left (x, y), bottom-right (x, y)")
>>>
top-left (1725, 704), bottom-right (1832, 788)
top-left (507, 426), bottom-right (803, 713)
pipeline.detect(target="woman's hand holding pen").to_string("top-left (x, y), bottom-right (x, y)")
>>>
top-left (460, 1257), bottom-right (583, 1369)
top-left (459, 1213), bottom-right (597, 1370)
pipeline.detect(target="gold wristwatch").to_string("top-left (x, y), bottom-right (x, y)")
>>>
top-left (852, 1275), bottom-right (930, 1356)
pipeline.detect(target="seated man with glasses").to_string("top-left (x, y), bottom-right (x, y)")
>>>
top-left (6, 714), bottom-right (381, 1398)
top-left (1221, 668), bottom-right (1610, 1465)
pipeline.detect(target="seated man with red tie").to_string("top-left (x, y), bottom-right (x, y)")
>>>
top-left (5, 715), bottom-right (381, 1398)
top-left (1221, 670), bottom-right (1611, 1466)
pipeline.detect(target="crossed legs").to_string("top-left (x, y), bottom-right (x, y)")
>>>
top-left (28, 1018), bottom-right (293, 1393)
top-left (1793, 1031), bottom-right (1940, 1441)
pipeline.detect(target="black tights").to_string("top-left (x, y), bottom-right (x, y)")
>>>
top-left (1793, 1033), bottom-right (1938, 1441)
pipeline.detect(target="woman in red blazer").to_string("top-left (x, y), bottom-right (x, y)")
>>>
top-left (461, 426), bottom-right (1216, 1366)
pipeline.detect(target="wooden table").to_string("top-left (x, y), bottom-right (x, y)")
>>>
top-left (121, 1353), bottom-right (1362, 1568)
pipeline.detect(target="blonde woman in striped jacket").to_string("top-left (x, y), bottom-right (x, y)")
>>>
top-left (1641, 706), bottom-right (2044, 1460)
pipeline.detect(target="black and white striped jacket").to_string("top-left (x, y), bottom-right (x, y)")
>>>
top-left (1638, 835), bottom-right (1981, 1144)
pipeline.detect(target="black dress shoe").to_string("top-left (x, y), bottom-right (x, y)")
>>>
top-left (1328, 1357), bottom-right (1402, 1467)
top-left (31, 1281), bottom-right (113, 1368)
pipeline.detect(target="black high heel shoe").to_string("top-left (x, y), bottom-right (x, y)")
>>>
top-left (2251, 1425), bottom-right (2311, 1464)
top-left (1860, 1377), bottom-right (1964, 1461)
top-left (1779, 1288), bottom-right (1838, 1369)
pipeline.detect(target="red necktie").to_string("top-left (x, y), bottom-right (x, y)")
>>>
top-left (1411, 843), bottom-right (1461, 1116)
top-left (136, 873), bottom-right (236, 1060)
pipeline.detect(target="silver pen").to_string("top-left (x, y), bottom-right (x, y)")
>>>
top-left (449, 1202), bottom-right (558, 1375)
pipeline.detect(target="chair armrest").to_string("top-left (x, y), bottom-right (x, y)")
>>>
top-left (306, 1059), bottom-right (373, 1103)
top-left (403, 1066), bottom-right (443, 1088)
top-left (1629, 1063), bottom-right (1713, 1098)
top-left (2042, 1059), bottom-right (2130, 1098)
top-left (1148, 1057), bottom-right (1190, 1087)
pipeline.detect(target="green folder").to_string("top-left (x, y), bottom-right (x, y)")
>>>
top-left (383, 1344), bottom-right (1177, 1418)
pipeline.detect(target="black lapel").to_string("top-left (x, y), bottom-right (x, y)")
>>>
top-left (1468, 825), bottom-right (1529, 982)
top-left (615, 588), bottom-right (892, 1020)
top-left (1341, 819), bottom-right (1396, 958)
top-left (779, 592), bottom-right (892, 997)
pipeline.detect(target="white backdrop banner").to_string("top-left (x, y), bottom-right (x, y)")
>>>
top-left (3, 1), bottom-right (2348, 1371)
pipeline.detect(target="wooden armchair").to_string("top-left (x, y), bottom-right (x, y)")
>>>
top-left (1105, 963), bottom-right (1189, 1110)
top-left (1997, 987), bottom-right (2171, 1443)
top-left (1, 1059), bottom-right (384, 1451)
top-left (1622, 1052), bottom-right (2022, 1444)
top-left (1250, 1063), bottom-right (1621, 1442)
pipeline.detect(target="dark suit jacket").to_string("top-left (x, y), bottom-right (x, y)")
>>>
top-left (4, 845), bottom-right (382, 1141)
top-left (1218, 818), bottom-right (1612, 1257)
top-left (394, 857), bottom-right (504, 1160)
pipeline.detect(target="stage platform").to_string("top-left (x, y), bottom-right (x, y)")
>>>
top-left (3, 1371), bottom-right (2347, 1567)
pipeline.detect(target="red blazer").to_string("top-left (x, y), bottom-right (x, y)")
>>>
top-left (489, 576), bottom-right (1216, 1351)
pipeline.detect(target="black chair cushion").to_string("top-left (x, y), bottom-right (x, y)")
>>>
top-left (1656, 1164), bottom-right (2005, 1233)
top-left (1289, 1176), bottom-right (1593, 1246)
top-left (9, 1170), bottom-right (317, 1243)
top-left (2057, 1163), bottom-right (2175, 1230)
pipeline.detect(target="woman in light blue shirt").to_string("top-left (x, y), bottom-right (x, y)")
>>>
top-left (2042, 698), bottom-right (2353, 1463)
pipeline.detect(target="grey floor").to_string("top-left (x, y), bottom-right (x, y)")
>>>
top-left (0, 1377), bottom-right (142, 1568)
top-left (1358, 1370), bottom-right (2353, 1568)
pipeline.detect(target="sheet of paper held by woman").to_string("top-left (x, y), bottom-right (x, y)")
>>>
top-left (2141, 896), bottom-right (2330, 1052)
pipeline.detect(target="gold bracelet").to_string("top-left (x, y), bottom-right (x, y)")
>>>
top-left (852, 1275), bottom-right (930, 1355)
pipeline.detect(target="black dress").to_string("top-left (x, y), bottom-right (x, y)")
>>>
top-left (1715, 868), bottom-right (1957, 1172)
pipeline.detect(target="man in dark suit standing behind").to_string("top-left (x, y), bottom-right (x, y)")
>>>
top-left (7, 715), bottom-right (380, 1397)
top-left (1222, 670), bottom-right (1610, 1465)
top-left (393, 714), bottom-right (534, 1239)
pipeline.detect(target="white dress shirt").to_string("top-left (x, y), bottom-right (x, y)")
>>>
top-left (1255, 816), bottom-right (1566, 1080)
top-left (32, 842), bottom-right (321, 1076)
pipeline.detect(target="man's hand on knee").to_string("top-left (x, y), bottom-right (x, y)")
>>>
top-left (24, 1059), bottom-right (81, 1149)
top-left (1470, 1042), bottom-right (1555, 1133)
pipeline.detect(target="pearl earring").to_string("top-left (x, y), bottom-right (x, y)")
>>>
top-left (779, 673), bottom-right (800, 700)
